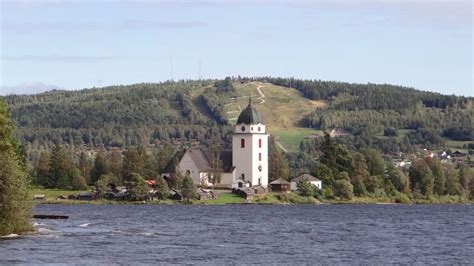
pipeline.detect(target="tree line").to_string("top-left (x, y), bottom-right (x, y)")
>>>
top-left (286, 133), bottom-right (474, 202)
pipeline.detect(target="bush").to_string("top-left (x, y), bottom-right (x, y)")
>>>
top-left (323, 187), bottom-right (334, 199)
top-left (333, 179), bottom-right (354, 200)
top-left (297, 179), bottom-right (315, 197)
top-left (394, 192), bottom-right (411, 204)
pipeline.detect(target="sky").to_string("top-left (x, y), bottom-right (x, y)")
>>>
top-left (0, 0), bottom-right (472, 96)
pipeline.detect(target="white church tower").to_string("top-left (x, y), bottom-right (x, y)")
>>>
top-left (232, 99), bottom-right (269, 188)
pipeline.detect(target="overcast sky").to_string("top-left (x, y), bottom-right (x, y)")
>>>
top-left (1, 0), bottom-right (472, 96)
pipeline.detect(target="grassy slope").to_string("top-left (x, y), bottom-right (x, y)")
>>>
top-left (221, 82), bottom-right (326, 152)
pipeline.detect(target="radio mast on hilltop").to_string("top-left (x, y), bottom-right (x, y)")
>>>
top-left (198, 56), bottom-right (202, 80)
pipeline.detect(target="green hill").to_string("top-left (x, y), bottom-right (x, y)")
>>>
top-left (4, 77), bottom-right (473, 156)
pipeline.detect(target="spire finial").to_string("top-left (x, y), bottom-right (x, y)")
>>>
top-left (248, 93), bottom-right (252, 106)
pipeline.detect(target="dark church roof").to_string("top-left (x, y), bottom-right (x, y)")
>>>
top-left (162, 148), bottom-right (234, 174)
top-left (236, 99), bottom-right (262, 125)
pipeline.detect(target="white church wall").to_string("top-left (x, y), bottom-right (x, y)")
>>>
top-left (232, 122), bottom-right (269, 188)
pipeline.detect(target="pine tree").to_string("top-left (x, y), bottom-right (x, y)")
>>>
top-left (122, 148), bottom-right (144, 180)
top-left (126, 173), bottom-right (148, 201)
top-left (181, 173), bottom-right (196, 201)
top-left (0, 99), bottom-right (33, 235)
top-left (47, 143), bottom-right (68, 188)
top-left (91, 148), bottom-right (108, 184)
top-left (107, 149), bottom-right (123, 181)
top-left (35, 151), bottom-right (50, 186)
top-left (78, 151), bottom-right (92, 184)
top-left (155, 175), bottom-right (170, 200)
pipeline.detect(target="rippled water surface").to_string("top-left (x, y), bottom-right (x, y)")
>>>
top-left (1, 204), bottom-right (473, 264)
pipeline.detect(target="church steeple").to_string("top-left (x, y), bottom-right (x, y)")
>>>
top-left (236, 96), bottom-right (262, 125)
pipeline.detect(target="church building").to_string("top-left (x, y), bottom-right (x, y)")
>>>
top-left (162, 99), bottom-right (269, 189)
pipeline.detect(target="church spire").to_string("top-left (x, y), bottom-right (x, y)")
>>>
top-left (248, 94), bottom-right (252, 106)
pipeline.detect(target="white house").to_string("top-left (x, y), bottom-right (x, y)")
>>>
top-left (290, 174), bottom-right (322, 191)
top-left (162, 98), bottom-right (269, 189)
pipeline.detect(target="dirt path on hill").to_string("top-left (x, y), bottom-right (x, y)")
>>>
top-left (256, 85), bottom-right (266, 104)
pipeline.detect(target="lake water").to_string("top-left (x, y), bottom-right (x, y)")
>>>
top-left (1, 204), bottom-right (473, 264)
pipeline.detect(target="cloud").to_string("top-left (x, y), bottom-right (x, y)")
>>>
top-left (0, 82), bottom-right (61, 95)
top-left (3, 55), bottom-right (119, 63)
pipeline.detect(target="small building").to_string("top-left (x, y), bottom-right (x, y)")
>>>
top-left (237, 188), bottom-right (255, 200)
top-left (169, 190), bottom-right (183, 201)
top-left (197, 189), bottom-right (212, 200)
top-left (33, 194), bottom-right (45, 201)
top-left (269, 178), bottom-right (291, 193)
top-left (78, 192), bottom-right (96, 201)
top-left (290, 174), bottom-right (322, 191)
top-left (253, 186), bottom-right (267, 195)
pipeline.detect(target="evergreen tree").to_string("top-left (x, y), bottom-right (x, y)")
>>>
top-left (91, 148), bottom-right (108, 184)
top-left (122, 148), bottom-right (144, 180)
top-left (47, 143), bottom-right (68, 188)
top-left (126, 173), bottom-right (148, 201)
top-left (107, 149), bottom-right (123, 181)
top-left (155, 175), bottom-right (170, 200)
top-left (35, 151), bottom-right (50, 186)
top-left (181, 173), bottom-right (196, 201)
top-left (320, 133), bottom-right (337, 169)
top-left (0, 99), bottom-right (33, 235)
top-left (268, 137), bottom-right (289, 181)
top-left (78, 151), bottom-right (92, 184)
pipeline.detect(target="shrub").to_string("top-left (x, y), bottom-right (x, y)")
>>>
top-left (333, 179), bottom-right (354, 200)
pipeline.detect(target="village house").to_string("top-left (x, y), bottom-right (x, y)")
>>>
top-left (269, 178), bottom-right (291, 193)
top-left (290, 174), bottom-right (322, 191)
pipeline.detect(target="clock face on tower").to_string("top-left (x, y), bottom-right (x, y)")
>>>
top-left (258, 165), bottom-right (263, 172)
top-left (241, 126), bottom-right (246, 132)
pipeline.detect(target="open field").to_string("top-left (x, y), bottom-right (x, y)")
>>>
top-left (222, 82), bottom-right (327, 152)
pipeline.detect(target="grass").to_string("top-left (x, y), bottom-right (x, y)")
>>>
top-left (221, 82), bottom-right (327, 152)
top-left (195, 193), bottom-right (245, 204)
top-left (254, 192), bottom-right (320, 204)
top-left (271, 128), bottom-right (324, 152)
top-left (31, 187), bottom-right (90, 199)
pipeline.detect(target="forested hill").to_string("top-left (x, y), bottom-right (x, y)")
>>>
top-left (5, 77), bottom-right (473, 159)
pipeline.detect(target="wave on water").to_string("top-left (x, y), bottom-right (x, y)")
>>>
top-left (79, 223), bottom-right (91, 227)
top-left (0, 234), bottom-right (20, 239)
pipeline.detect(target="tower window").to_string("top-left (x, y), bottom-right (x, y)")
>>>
top-left (241, 138), bottom-right (245, 148)
top-left (259, 139), bottom-right (262, 148)
top-left (259, 153), bottom-right (262, 161)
